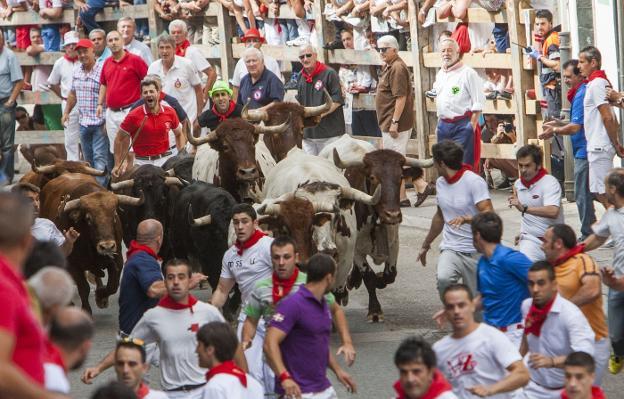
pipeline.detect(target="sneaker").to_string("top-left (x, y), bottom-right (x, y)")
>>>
top-left (495, 178), bottom-right (511, 189)
top-left (425, 89), bottom-right (437, 99)
top-left (323, 40), bottom-right (344, 50)
top-left (486, 91), bottom-right (498, 100)
top-left (286, 36), bottom-right (309, 46)
top-left (609, 354), bottom-right (623, 374)
top-left (498, 90), bottom-right (512, 100)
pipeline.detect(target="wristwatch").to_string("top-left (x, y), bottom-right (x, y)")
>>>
top-left (521, 204), bottom-right (528, 216)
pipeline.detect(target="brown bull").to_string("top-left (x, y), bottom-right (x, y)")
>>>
top-left (40, 173), bottom-right (142, 314)
top-left (19, 143), bottom-right (67, 166)
top-left (241, 90), bottom-right (333, 161)
top-left (20, 159), bottom-right (105, 188)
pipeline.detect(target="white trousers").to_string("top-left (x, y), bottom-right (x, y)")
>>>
top-left (237, 313), bottom-right (275, 394)
top-left (134, 150), bottom-right (176, 168)
top-left (594, 338), bottom-right (610, 386)
top-left (165, 386), bottom-right (204, 399)
top-left (62, 100), bottom-right (80, 161)
top-left (381, 129), bottom-right (411, 156)
top-left (518, 234), bottom-right (546, 262)
top-left (519, 380), bottom-right (561, 399)
top-left (302, 386), bottom-right (338, 398)
top-left (106, 108), bottom-right (131, 154)
top-left (302, 136), bottom-right (340, 156)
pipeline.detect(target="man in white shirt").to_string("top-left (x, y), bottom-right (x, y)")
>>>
top-left (418, 140), bottom-right (493, 299)
top-left (508, 144), bottom-right (563, 262)
top-left (82, 259), bottom-right (226, 399)
top-left (48, 31), bottom-right (80, 161)
top-left (148, 34), bottom-right (203, 124)
top-left (197, 321), bottom-right (264, 399)
top-left (112, 339), bottom-right (168, 399)
top-left (211, 203), bottom-right (274, 392)
top-left (433, 38), bottom-right (485, 167)
top-left (520, 262), bottom-right (596, 398)
top-left (433, 284), bottom-right (529, 398)
top-left (578, 45), bottom-right (624, 209)
top-left (118, 17), bottom-right (154, 65)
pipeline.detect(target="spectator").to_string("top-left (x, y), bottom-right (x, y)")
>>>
top-left (418, 140), bottom-right (493, 299)
top-left (197, 321), bottom-right (264, 398)
top-left (296, 44), bottom-right (344, 155)
top-left (264, 253), bottom-right (357, 398)
top-left (197, 80), bottom-right (243, 133)
top-left (237, 47), bottom-right (284, 110)
top-left (98, 30), bottom-right (148, 155)
top-left (541, 224), bottom-right (609, 384)
top-left (484, 117), bottom-right (519, 189)
top-left (0, 30), bottom-right (24, 183)
top-left (48, 30), bottom-right (81, 161)
top-left (23, 241), bottom-right (67, 278)
top-left (89, 29), bottom-right (111, 63)
top-left (148, 34), bottom-right (203, 123)
top-left (578, 45), bottom-right (624, 209)
top-left (433, 284), bottom-right (529, 397)
top-left (563, 352), bottom-right (606, 399)
top-left (436, 0), bottom-right (504, 20)
top-left (27, 266), bottom-right (74, 326)
top-left (33, 0), bottom-right (63, 51)
top-left (520, 262), bottom-right (595, 398)
top-left (483, 67), bottom-right (512, 101)
top-left (508, 144), bottom-right (563, 262)
top-left (90, 381), bottom-right (138, 399)
top-left (62, 38), bottom-right (111, 186)
top-left (392, 337), bottom-right (456, 399)
top-left (15, 106), bottom-right (45, 130)
top-left (76, 0), bottom-right (106, 34)
top-left (119, 17), bottom-right (154, 65)
top-left (112, 339), bottom-right (168, 399)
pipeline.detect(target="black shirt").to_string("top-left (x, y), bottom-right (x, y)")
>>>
top-left (198, 101), bottom-right (243, 130)
top-left (237, 68), bottom-right (284, 109)
top-left (296, 66), bottom-right (345, 139)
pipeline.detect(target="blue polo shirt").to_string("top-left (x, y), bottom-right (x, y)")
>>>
top-left (477, 244), bottom-right (532, 328)
top-left (270, 285), bottom-right (332, 395)
top-left (237, 68), bottom-right (284, 109)
top-left (118, 251), bottom-right (163, 334)
top-left (570, 83), bottom-right (588, 159)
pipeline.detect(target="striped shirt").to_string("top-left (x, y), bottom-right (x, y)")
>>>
top-left (71, 61), bottom-right (105, 127)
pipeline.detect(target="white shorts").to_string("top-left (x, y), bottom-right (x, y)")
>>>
top-left (594, 337), bottom-right (610, 385)
top-left (517, 234), bottom-right (545, 262)
top-left (236, 313), bottom-right (275, 394)
top-left (302, 386), bottom-right (337, 399)
top-left (519, 380), bottom-right (561, 399)
top-left (133, 149), bottom-right (177, 168)
top-left (588, 148), bottom-right (615, 194)
top-left (106, 107), bottom-right (131, 154)
top-left (381, 129), bottom-right (411, 156)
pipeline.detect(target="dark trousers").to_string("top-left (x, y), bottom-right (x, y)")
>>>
top-left (437, 118), bottom-right (474, 165)
top-left (0, 101), bottom-right (16, 183)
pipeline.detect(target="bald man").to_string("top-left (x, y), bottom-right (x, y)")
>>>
top-left (28, 266), bottom-right (75, 327)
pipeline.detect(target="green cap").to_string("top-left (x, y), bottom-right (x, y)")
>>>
top-left (209, 80), bottom-right (233, 97)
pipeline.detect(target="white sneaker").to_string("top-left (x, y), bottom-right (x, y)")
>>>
top-left (422, 7), bottom-right (437, 28)
top-left (286, 36), bottom-right (309, 46)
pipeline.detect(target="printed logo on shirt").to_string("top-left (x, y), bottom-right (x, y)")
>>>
top-left (272, 313), bottom-right (285, 322)
top-left (314, 80), bottom-right (324, 91)
top-left (253, 89), bottom-right (263, 101)
top-left (165, 121), bottom-right (171, 130)
top-left (188, 323), bottom-right (199, 332)
top-left (446, 352), bottom-right (477, 378)
top-left (532, 195), bottom-right (540, 199)
top-left (451, 86), bottom-right (461, 95)
top-left (174, 78), bottom-right (182, 89)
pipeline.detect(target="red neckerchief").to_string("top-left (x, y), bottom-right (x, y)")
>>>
top-left (126, 240), bottom-right (161, 261)
top-left (136, 383), bottom-right (150, 399)
top-left (235, 230), bottom-right (265, 256)
top-left (176, 40), bottom-right (191, 57)
top-left (157, 294), bottom-right (198, 313)
top-left (64, 54), bottom-right (77, 62)
top-left (524, 294), bottom-right (557, 337)
top-left (212, 100), bottom-right (236, 122)
top-left (393, 370), bottom-right (452, 399)
top-left (206, 360), bottom-right (247, 387)
top-left (520, 167), bottom-right (547, 189)
top-left (301, 61), bottom-right (327, 83)
top-left (444, 164), bottom-right (472, 184)
top-left (553, 243), bottom-right (586, 266)
top-left (44, 339), bottom-right (67, 372)
top-left (567, 80), bottom-right (587, 103)
top-left (561, 386), bottom-right (606, 399)
top-left (587, 70), bottom-right (612, 87)
top-left (272, 268), bottom-right (299, 304)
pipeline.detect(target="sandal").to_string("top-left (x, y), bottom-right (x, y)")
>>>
top-left (413, 184), bottom-right (435, 207)
top-left (399, 199), bottom-right (411, 207)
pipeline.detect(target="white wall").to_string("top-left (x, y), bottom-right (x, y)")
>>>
top-left (592, 0), bottom-right (620, 91)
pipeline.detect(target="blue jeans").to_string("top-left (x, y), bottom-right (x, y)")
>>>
top-left (437, 118), bottom-right (474, 165)
top-left (133, 0), bottom-right (149, 38)
top-left (574, 157), bottom-right (596, 239)
top-left (0, 101), bottom-right (16, 183)
top-left (79, 124), bottom-right (111, 185)
top-left (492, 23), bottom-right (509, 52)
top-left (80, 0), bottom-right (106, 33)
top-left (41, 25), bottom-right (61, 51)
top-left (609, 289), bottom-right (624, 357)
top-left (279, 20), bottom-right (298, 41)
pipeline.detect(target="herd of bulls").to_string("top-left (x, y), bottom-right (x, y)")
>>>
top-left (19, 94), bottom-right (433, 323)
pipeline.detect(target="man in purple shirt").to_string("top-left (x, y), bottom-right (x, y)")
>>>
top-left (264, 253), bottom-right (357, 398)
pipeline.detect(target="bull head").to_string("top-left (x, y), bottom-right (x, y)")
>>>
top-left (333, 148), bottom-right (434, 169)
top-left (185, 119), bottom-right (290, 147)
top-left (62, 194), bottom-right (144, 215)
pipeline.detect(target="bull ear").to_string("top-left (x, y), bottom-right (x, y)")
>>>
top-left (68, 209), bottom-right (81, 223)
top-left (303, 115), bottom-right (322, 128)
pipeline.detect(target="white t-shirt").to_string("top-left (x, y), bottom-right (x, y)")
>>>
top-left (202, 373), bottom-right (264, 399)
top-left (230, 54), bottom-right (283, 87)
top-left (433, 65), bottom-right (485, 120)
top-left (44, 363), bottom-right (70, 394)
top-left (433, 323), bottom-right (522, 399)
top-left (148, 56), bottom-right (202, 122)
top-left (48, 57), bottom-right (76, 99)
top-left (184, 45), bottom-right (212, 83)
top-left (592, 207), bottom-right (624, 275)
top-left (32, 66), bottom-right (52, 92)
top-left (32, 218), bottom-right (65, 246)
top-left (514, 174), bottom-right (563, 239)
top-left (436, 171), bottom-right (490, 253)
top-left (144, 388), bottom-right (168, 399)
top-left (131, 301), bottom-right (225, 390)
top-left (39, 0), bottom-right (61, 9)
top-left (221, 235), bottom-right (274, 303)
top-left (126, 39), bottom-right (154, 65)
top-left (583, 78), bottom-right (612, 151)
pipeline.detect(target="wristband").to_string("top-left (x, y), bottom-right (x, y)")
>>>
top-left (521, 205), bottom-right (528, 216)
top-left (279, 371), bottom-right (293, 383)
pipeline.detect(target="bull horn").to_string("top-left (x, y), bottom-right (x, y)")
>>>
top-left (192, 214), bottom-right (212, 226)
top-left (110, 179), bottom-right (135, 191)
top-left (340, 184), bottom-right (381, 206)
top-left (333, 148), bottom-right (364, 169)
top-left (186, 127), bottom-right (218, 146)
top-left (254, 116), bottom-right (290, 135)
top-left (164, 176), bottom-right (184, 186)
top-left (33, 164), bottom-right (57, 174)
top-left (63, 198), bottom-right (81, 213)
top-left (312, 201), bottom-right (338, 213)
top-left (81, 165), bottom-right (106, 176)
top-left (165, 168), bottom-right (176, 176)
top-left (242, 101), bottom-right (269, 122)
top-left (257, 203), bottom-right (281, 216)
top-left (116, 194), bottom-right (144, 206)
top-left (303, 89), bottom-right (333, 118)
top-left (404, 157), bottom-right (434, 168)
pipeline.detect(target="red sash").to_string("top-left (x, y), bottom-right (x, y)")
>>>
top-left (524, 295), bottom-right (556, 337)
top-left (272, 268), bottom-right (299, 304)
top-left (235, 230), bottom-right (265, 256)
top-left (206, 360), bottom-right (247, 387)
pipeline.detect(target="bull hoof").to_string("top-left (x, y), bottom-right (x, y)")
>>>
top-left (95, 297), bottom-right (109, 309)
top-left (383, 269), bottom-right (397, 285)
top-left (85, 271), bottom-right (97, 285)
top-left (374, 272), bottom-right (388, 289)
top-left (334, 290), bottom-right (349, 306)
top-left (347, 268), bottom-right (363, 290)
top-left (367, 311), bottom-right (385, 323)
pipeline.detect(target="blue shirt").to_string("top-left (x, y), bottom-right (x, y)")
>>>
top-left (118, 251), bottom-right (162, 334)
top-left (570, 83), bottom-right (588, 159)
top-left (477, 244), bottom-right (532, 328)
top-left (237, 68), bottom-right (284, 109)
top-left (97, 47), bottom-right (112, 64)
top-left (0, 47), bottom-right (23, 98)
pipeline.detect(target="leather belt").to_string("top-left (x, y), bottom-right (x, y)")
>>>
top-left (165, 383), bottom-right (206, 392)
top-left (135, 150), bottom-right (172, 161)
top-left (109, 105), bottom-right (132, 112)
top-left (441, 110), bottom-right (472, 123)
top-left (530, 379), bottom-right (564, 391)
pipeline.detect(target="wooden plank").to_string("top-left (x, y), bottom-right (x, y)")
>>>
top-left (423, 51), bottom-right (513, 69)
top-left (15, 130), bottom-right (65, 145)
top-left (328, 49), bottom-right (414, 67)
top-left (204, 2), bottom-right (220, 16)
top-left (436, 7), bottom-right (507, 23)
top-left (312, 0), bottom-right (327, 63)
top-left (232, 44), bottom-right (300, 61)
top-left (216, 3), bottom-right (235, 81)
top-left (146, 0), bottom-right (160, 58)
top-left (16, 52), bottom-right (62, 66)
top-left (0, 9), bottom-right (74, 26)
top-left (18, 91), bottom-right (62, 105)
top-left (195, 44), bottom-right (223, 60)
top-left (480, 143), bottom-right (517, 158)
top-left (95, 4), bottom-right (148, 21)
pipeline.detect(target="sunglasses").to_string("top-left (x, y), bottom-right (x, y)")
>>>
top-left (299, 53), bottom-right (313, 60)
top-left (378, 47), bottom-right (391, 53)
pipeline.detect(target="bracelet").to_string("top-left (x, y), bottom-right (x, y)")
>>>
top-left (279, 371), bottom-right (292, 383)
top-left (551, 357), bottom-right (555, 367)
top-left (521, 205), bottom-right (528, 217)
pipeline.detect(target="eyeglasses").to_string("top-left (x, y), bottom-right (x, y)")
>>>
top-left (378, 47), bottom-right (391, 53)
top-left (299, 53), bottom-right (313, 60)
top-left (118, 336), bottom-right (145, 347)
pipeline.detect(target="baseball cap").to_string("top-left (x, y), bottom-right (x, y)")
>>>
top-left (74, 38), bottom-right (94, 50)
top-left (209, 80), bottom-right (233, 97)
top-left (63, 31), bottom-right (79, 47)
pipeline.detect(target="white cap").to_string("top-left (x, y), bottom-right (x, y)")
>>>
top-left (63, 31), bottom-right (79, 47)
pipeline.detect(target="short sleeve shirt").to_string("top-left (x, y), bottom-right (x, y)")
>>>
top-left (47, 57), bottom-right (76, 100)
top-left (436, 171), bottom-right (490, 253)
top-left (570, 83), bottom-right (588, 159)
top-left (231, 55), bottom-right (283, 87)
top-left (31, 218), bottom-right (65, 246)
top-left (592, 207), bottom-right (624, 275)
top-left (198, 102), bottom-right (243, 130)
top-left (120, 104), bottom-right (180, 157)
top-left (237, 68), bottom-right (285, 109)
top-left (584, 78), bottom-right (612, 150)
top-left (131, 92), bottom-right (189, 122)
top-left (202, 373), bottom-right (264, 399)
top-left (148, 56), bottom-right (201, 121)
top-left (540, 31), bottom-right (560, 87)
top-left (0, 47), bottom-right (24, 98)
top-left (375, 57), bottom-right (414, 132)
top-left (184, 45), bottom-right (211, 82)
top-left (100, 51), bottom-right (148, 108)
top-left (126, 39), bottom-right (154, 65)
top-left (514, 174), bottom-right (563, 239)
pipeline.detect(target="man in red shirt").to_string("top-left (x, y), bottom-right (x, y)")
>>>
top-left (97, 30), bottom-right (148, 154)
top-left (0, 192), bottom-right (65, 399)
top-left (112, 76), bottom-right (184, 177)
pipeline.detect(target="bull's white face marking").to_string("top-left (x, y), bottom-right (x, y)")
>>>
top-left (312, 218), bottom-right (336, 254)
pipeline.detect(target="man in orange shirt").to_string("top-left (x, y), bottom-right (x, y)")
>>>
top-left (541, 224), bottom-right (609, 384)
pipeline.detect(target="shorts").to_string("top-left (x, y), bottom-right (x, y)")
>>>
top-left (381, 129), bottom-right (411, 155)
top-left (300, 386), bottom-right (337, 399)
top-left (588, 148), bottom-right (615, 194)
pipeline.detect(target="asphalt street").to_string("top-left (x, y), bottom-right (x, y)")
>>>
top-left (69, 189), bottom-right (624, 398)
